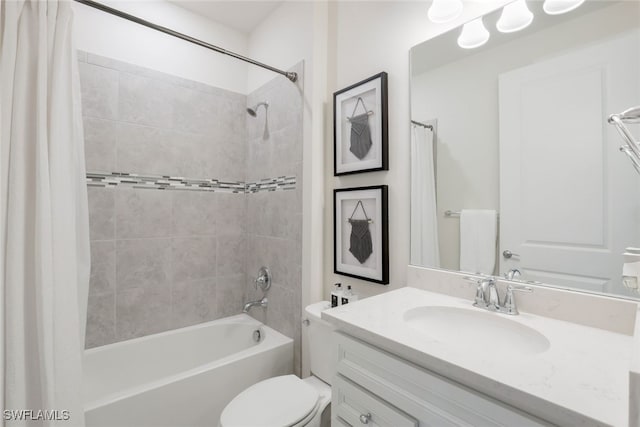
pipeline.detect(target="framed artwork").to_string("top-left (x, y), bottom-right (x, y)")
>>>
top-left (334, 185), bottom-right (389, 284)
top-left (333, 72), bottom-right (388, 176)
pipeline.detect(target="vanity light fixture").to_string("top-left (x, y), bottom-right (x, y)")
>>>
top-left (542, 0), bottom-right (585, 15)
top-left (428, 0), bottom-right (463, 24)
top-left (457, 17), bottom-right (490, 49)
top-left (497, 0), bottom-right (534, 33)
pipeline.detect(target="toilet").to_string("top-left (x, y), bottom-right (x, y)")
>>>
top-left (219, 301), bottom-right (335, 427)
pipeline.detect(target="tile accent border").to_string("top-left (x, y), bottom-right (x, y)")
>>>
top-left (246, 176), bottom-right (297, 193)
top-left (86, 171), bottom-right (296, 194)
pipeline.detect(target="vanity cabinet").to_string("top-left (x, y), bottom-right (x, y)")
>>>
top-left (331, 332), bottom-right (552, 427)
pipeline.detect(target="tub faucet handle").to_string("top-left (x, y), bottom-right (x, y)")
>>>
top-left (254, 266), bottom-right (271, 292)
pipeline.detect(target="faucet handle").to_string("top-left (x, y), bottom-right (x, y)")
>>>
top-left (501, 284), bottom-right (533, 315)
top-left (504, 268), bottom-right (522, 280)
top-left (508, 284), bottom-right (533, 292)
top-left (463, 275), bottom-right (491, 284)
top-left (254, 266), bottom-right (271, 292)
top-left (463, 276), bottom-right (488, 308)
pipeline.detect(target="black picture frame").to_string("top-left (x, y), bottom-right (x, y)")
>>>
top-left (334, 185), bottom-right (389, 284)
top-left (333, 72), bottom-right (388, 176)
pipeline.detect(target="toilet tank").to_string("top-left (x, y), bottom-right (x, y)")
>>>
top-left (304, 301), bottom-right (336, 385)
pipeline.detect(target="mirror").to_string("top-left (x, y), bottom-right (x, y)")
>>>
top-left (410, 0), bottom-right (640, 299)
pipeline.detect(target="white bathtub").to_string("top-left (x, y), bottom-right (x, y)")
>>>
top-left (84, 314), bottom-right (293, 427)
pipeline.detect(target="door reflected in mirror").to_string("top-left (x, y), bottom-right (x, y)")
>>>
top-left (410, 0), bottom-right (640, 299)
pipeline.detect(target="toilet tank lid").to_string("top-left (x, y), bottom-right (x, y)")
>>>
top-left (304, 301), bottom-right (331, 320)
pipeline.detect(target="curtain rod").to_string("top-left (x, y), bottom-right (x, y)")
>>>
top-left (73, 0), bottom-right (298, 83)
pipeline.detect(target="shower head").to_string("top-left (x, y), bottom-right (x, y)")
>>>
top-left (247, 101), bottom-right (269, 117)
top-left (608, 106), bottom-right (640, 124)
top-left (246, 101), bottom-right (270, 140)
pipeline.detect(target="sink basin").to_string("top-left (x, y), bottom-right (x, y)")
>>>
top-left (403, 306), bottom-right (550, 356)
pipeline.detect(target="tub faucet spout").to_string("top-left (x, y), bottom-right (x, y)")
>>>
top-left (243, 297), bottom-right (268, 313)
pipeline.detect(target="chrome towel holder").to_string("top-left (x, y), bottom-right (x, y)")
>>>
top-left (608, 106), bottom-right (640, 175)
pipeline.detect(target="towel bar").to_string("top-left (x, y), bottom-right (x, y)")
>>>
top-left (444, 210), bottom-right (500, 218)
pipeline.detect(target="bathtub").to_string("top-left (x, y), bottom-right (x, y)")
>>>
top-left (84, 314), bottom-right (293, 427)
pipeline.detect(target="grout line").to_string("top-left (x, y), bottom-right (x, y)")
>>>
top-left (113, 187), bottom-right (119, 342)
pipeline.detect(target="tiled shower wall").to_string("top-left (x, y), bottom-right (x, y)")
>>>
top-left (81, 51), bottom-right (304, 375)
top-left (244, 63), bottom-right (304, 376)
top-left (80, 52), bottom-right (248, 347)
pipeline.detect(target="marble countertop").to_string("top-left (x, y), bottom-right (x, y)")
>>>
top-left (322, 287), bottom-right (637, 427)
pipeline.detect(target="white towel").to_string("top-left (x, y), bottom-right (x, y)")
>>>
top-left (459, 209), bottom-right (498, 275)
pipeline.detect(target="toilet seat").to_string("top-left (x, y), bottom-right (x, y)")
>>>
top-left (219, 375), bottom-right (320, 427)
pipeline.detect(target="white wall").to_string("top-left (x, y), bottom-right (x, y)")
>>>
top-left (72, 0), bottom-right (248, 93)
top-left (323, 0), bottom-right (512, 300)
top-left (247, 2), bottom-right (314, 93)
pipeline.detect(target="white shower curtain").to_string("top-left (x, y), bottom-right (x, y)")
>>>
top-left (1, 0), bottom-right (90, 425)
top-left (410, 125), bottom-right (440, 267)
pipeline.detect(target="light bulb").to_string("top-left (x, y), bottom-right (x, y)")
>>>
top-left (497, 0), bottom-right (534, 33)
top-left (428, 0), bottom-right (463, 24)
top-left (457, 17), bottom-right (490, 49)
top-left (543, 0), bottom-right (585, 15)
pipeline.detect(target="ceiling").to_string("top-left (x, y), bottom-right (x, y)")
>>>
top-left (169, 0), bottom-right (283, 33)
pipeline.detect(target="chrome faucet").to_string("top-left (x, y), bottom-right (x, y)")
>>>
top-left (504, 268), bottom-right (522, 281)
top-left (466, 277), bottom-right (500, 311)
top-left (464, 276), bottom-right (532, 315)
top-left (242, 297), bottom-right (268, 313)
top-left (243, 267), bottom-right (271, 313)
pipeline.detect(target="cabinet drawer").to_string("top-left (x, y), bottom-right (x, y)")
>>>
top-left (334, 332), bottom-right (551, 427)
top-left (333, 375), bottom-right (418, 427)
top-left (333, 416), bottom-right (351, 427)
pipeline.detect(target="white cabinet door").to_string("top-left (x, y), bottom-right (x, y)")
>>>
top-left (499, 31), bottom-right (640, 294)
top-left (334, 333), bottom-right (551, 427)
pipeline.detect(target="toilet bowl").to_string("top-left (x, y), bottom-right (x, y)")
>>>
top-left (219, 301), bottom-right (335, 427)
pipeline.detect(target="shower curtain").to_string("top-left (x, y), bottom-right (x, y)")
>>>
top-left (1, 0), bottom-right (90, 425)
top-left (410, 125), bottom-right (440, 267)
